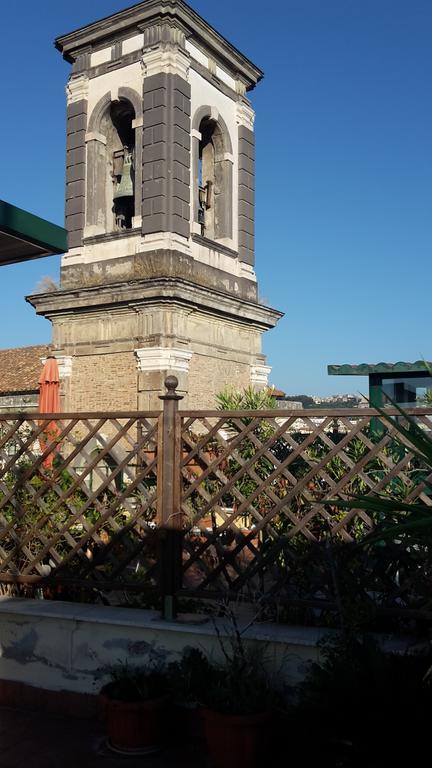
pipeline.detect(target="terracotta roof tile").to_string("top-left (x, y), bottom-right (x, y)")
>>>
top-left (0, 344), bottom-right (49, 394)
top-left (268, 387), bottom-right (286, 398)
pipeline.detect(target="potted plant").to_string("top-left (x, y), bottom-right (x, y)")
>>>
top-left (296, 630), bottom-right (432, 764)
top-left (98, 660), bottom-right (169, 755)
top-left (199, 609), bottom-right (283, 768)
top-left (165, 647), bottom-right (215, 752)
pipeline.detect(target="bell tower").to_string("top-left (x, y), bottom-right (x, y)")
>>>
top-left (29, 0), bottom-right (282, 410)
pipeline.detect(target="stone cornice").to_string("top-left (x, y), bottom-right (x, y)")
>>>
top-left (55, 0), bottom-right (263, 91)
top-left (27, 277), bottom-right (283, 331)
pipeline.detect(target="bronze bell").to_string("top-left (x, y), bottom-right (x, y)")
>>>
top-left (114, 151), bottom-right (133, 200)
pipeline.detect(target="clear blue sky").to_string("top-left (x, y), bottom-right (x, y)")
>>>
top-left (1, 0), bottom-right (431, 396)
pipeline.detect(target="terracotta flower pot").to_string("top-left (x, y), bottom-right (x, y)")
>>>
top-left (201, 707), bottom-right (271, 768)
top-left (101, 694), bottom-right (167, 754)
top-left (166, 702), bottom-right (205, 753)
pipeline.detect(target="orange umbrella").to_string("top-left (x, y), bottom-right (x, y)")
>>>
top-left (38, 356), bottom-right (61, 469)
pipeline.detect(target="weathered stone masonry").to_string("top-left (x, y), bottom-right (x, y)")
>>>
top-left (28, 0), bottom-right (282, 411)
top-left (66, 99), bottom-right (87, 249)
top-left (238, 126), bottom-right (255, 266)
top-left (142, 73), bottom-right (191, 238)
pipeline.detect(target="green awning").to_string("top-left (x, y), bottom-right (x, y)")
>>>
top-left (0, 201), bottom-right (67, 266)
top-left (328, 361), bottom-right (432, 376)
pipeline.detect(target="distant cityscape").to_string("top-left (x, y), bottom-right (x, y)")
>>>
top-left (276, 393), bottom-right (367, 409)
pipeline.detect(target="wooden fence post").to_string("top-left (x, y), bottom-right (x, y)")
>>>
top-left (157, 375), bottom-right (183, 620)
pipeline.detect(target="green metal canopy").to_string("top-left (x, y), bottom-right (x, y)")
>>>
top-left (0, 201), bottom-right (67, 266)
top-left (328, 361), bottom-right (432, 376)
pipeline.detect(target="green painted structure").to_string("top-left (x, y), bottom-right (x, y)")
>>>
top-left (328, 361), bottom-right (432, 407)
top-left (0, 201), bottom-right (67, 266)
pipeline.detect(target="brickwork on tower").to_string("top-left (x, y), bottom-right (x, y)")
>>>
top-left (69, 352), bottom-right (137, 412)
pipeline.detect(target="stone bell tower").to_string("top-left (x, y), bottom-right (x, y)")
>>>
top-left (29, 0), bottom-right (282, 410)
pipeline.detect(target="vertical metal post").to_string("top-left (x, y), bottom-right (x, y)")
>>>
top-left (370, 373), bottom-right (385, 438)
top-left (157, 375), bottom-right (183, 620)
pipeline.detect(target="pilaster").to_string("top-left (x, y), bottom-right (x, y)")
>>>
top-left (141, 40), bottom-right (191, 239)
top-left (66, 75), bottom-right (89, 249)
top-left (237, 100), bottom-right (255, 267)
top-left (135, 345), bottom-right (192, 408)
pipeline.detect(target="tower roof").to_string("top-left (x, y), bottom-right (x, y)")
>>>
top-left (55, 0), bottom-right (263, 91)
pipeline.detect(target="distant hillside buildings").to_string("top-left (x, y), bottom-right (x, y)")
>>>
top-left (274, 392), bottom-right (364, 409)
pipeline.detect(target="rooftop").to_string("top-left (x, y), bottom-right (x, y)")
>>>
top-left (328, 361), bottom-right (432, 376)
top-left (0, 345), bottom-right (49, 395)
top-left (55, 0), bottom-right (263, 90)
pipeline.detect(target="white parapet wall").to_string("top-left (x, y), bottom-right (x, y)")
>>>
top-left (0, 598), bottom-right (329, 696)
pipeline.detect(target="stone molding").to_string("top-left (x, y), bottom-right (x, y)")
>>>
top-left (141, 22), bottom-right (186, 49)
top-left (85, 131), bottom-right (106, 144)
top-left (250, 364), bottom-right (271, 388)
top-left (55, 2), bottom-right (263, 92)
top-left (138, 232), bottom-right (191, 256)
top-left (236, 100), bottom-right (255, 131)
top-left (141, 45), bottom-right (190, 80)
top-left (29, 277), bottom-right (283, 331)
top-left (66, 75), bottom-right (89, 104)
top-left (189, 59), bottom-right (239, 104)
top-left (235, 79), bottom-right (247, 96)
top-left (135, 346), bottom-right (192, 373)
top-left (191, 105), bottom-right (233, 153)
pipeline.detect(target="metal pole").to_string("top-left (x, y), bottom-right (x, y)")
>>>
top-left (158, 375), bottom-right (183, 620)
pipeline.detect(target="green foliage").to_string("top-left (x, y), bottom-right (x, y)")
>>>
top-left (214, 385), bottom-right (285, 514)
top-left (200, 607), bottom-right (282, 715)
top-left (100, 660), bottom-right (168, 702)
top-left (297, 631), bottom-right (432, 757)
top-left (202, 647), bottom-right (275, 716)
top-left (420, 388), bottom-right (432, 405)
top-left (334, 397), bottom-right (432, 546)
top-left (166, 647), bottom-right (217, 706)
top-left (216, 386), bottom-right (277, 411)
top-left (0, 456), bottom-right (156, 593)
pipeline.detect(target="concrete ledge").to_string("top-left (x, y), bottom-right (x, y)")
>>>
top-left (0, 596), bottom-right (328, 642)
top-left (0, 598), bottom-right (322, 695)
top-left (0, 598), bottom-right (416, 700)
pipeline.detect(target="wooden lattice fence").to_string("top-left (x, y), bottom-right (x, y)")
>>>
top-left (1, 380), bottom-right (432, 624)
top-left (178, 400), bottom-right (432, 624)
top-left (0, 411), bottom-right (160, 596)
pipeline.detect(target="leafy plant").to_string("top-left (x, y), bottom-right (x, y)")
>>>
top-left (100, 660), bottom-right (169, 702)
top-left (166, 647), bottom-right (217, 706)
top-left (297, 631), bottom-right (432, 759)
top-left (419, 388), bottom-right (432, 405)
top-left (321, 397), bottom-right (432, 628)
top-left (333, 397), bottom-right (432, 545)
top-left (216, 386), bottom-right (277, 411)
top-left (200, 605), bottom-right (283, 715)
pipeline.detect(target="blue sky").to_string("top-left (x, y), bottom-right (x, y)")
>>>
top-left (1, 0), bottom-right (431, 396)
